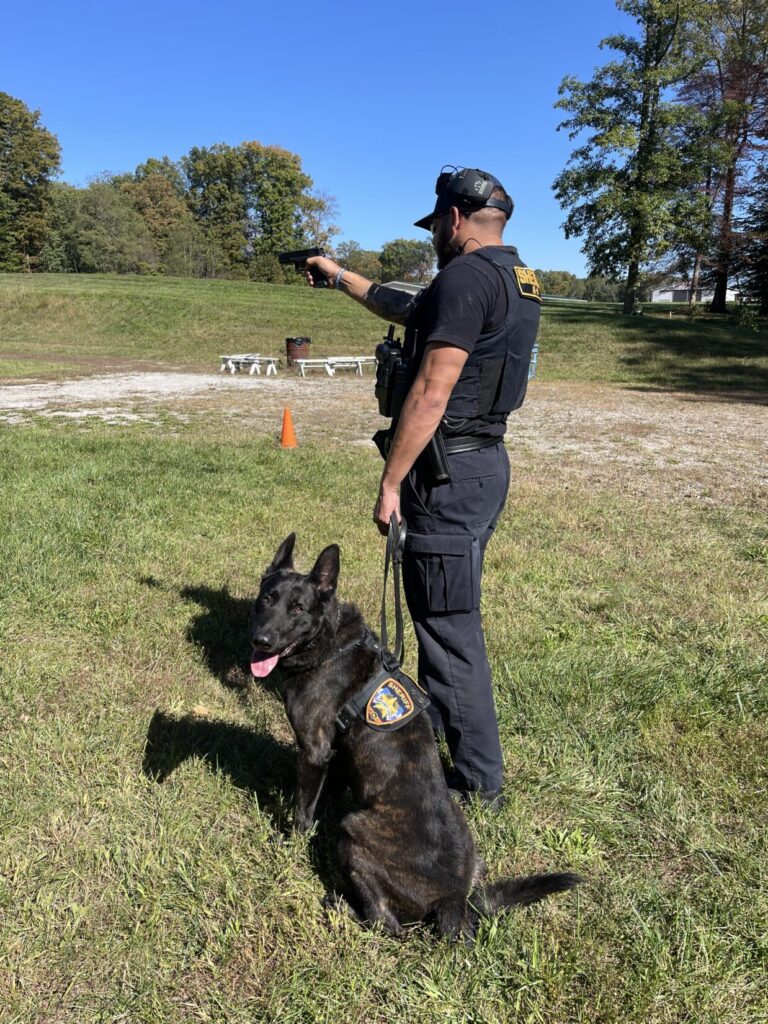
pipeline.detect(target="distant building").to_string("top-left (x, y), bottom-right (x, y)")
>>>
top-left (650, 282), bottom-right (740, 303)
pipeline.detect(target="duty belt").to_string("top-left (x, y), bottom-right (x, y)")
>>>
top-left (441, 435), bottom-right (501, 455)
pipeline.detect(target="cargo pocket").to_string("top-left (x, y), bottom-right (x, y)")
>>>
top-left (403, 532), bottom-right (479, 614)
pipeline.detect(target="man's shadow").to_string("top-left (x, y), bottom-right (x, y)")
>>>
top-left (140, 579), bottom-right (352, 899)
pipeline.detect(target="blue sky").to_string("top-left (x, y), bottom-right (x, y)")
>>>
top-left (2, 1), bottom-right (633, 275)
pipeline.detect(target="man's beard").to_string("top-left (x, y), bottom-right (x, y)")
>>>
top-left (433, 221), bottom-right (460, 270)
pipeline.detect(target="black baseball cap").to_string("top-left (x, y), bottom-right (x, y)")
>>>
top-left (414, 166), bottom-right (514, 230)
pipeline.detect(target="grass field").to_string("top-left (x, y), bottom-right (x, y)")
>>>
top-left (0, 275), bottom-right (766, 1023)
top-left (1, 273), bottom-right (767, 394)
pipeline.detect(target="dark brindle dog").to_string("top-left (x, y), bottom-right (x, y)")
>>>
top-left (250, 534), bottom-right (581, 939)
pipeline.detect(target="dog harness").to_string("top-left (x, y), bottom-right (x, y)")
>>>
top-left (335, 643), bottom-right (430, 734)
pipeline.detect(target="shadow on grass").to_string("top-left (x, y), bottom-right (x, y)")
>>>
top-left (548, 308), bottom-right (768, 401)
top-left (142, 708), bottom-right (294, 825)
top-left (179, 582), bottom-right (285, 697)
top-left (142, 708), bottom-right (355, 899)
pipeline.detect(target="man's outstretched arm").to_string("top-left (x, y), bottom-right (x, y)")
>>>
top-left (305, 255), bottom-right (417, 325)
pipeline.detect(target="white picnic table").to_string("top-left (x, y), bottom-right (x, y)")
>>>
top-left (219, 354), bottom-right (279, 376)
top-left (294, 356), bottom-right (377, 377)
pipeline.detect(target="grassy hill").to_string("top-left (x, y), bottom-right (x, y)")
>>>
top-left (1, 273), bottom-right (766, 395)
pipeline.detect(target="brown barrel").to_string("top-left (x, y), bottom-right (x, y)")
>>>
top-left (285, 336), bottom-right (311, 367)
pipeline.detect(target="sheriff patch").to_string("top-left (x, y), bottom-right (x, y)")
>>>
top-left (335, 663), bottom-right (430, 734)
top-left (513, 266), bottom-right (542, 302)
top-left (366, 677), bottom-right (417, 728)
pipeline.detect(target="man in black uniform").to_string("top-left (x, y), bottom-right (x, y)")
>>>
top-left (306, 167), bottom-right (541, 805)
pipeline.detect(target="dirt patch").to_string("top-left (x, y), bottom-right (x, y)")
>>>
top-left (0, 370), bottom-right (764, 509)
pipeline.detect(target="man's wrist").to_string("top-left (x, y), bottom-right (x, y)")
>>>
top-left (379, 474), bottom-right (400, 495)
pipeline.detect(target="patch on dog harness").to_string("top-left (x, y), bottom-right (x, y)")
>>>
top-left (512, 266), bottom-right (541, 302)
top-left (366, 677), bottom-right (416, 728)
top-left (335, 662), bottom-right (430, 734)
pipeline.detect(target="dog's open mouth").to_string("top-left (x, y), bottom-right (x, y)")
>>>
top-left (250, 639), bottom-right (300, 678)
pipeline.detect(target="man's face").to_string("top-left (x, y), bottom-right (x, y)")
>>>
top-left (431, 211), bottom-right (457, 270)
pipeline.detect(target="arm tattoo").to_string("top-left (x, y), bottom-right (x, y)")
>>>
top-left (363, 283), bottom-right (418, 325)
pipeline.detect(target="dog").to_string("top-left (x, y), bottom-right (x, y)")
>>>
top-left (249, 533), bottom-right (581, 939)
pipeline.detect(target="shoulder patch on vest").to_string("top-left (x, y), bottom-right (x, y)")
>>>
top-left (513, 266), bottom-right (542, 302)
top-left (366, 677), bottom-right (417, 728)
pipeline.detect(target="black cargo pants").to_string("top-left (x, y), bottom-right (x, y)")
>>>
top-left (400, 441), bottom-right (510, 794)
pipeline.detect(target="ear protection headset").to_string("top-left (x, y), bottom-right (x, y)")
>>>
top-left (436, 166), bottom-right (514, 219)
top-left (414, 166), bottom-right (514, 229)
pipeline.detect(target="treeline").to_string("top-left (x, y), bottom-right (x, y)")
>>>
top-left (554, 0), bottom-right (768, 314)
top-left (0, 91), bottom-right (435, 284)
top-left (534, 271), bottom-right (625, 302)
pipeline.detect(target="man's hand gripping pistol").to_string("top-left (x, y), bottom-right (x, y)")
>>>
top-left (278, 248), bottom-right (328, 288)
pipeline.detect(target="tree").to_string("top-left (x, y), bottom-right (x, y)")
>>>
top-left (119, 170), bottom-right (199, 272)
top-left (53, 181), bottom-right (156, 274)
top-left (535, 269), bottom-right (582, 296)
top-left (0, 92), bottom-right (61, 271)
top-left (181, 141), bottom-right (316, 277)
top-left (300, 188), bottom-right (340, 251)
top-left (680, 0), bottom-right (768, 312)
top-left (738, 163), bottom-right (768, 313)
top-left (653, 98), bottom-right (727, 306)
top-left (335, 240), bottom-right (382, 281)
top-left (533, 270), bottom-right (623, 301)
top-left (582, 275), bottom-right (624, 301)
top-left (134, 156), bottom-right (186, 196)
top-left (379, 238), bottom-right (434, 283)
top-left (553, 0), bottom-right (706, 313)
top-left (163, 219), bottom-right (217, 278)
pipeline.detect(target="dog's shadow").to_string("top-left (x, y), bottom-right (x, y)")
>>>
top-left (141, 580), bottom-right (353, 898)
top-left (142, 708), bottom-right (355, 897)
top-left (179, 582), bottom-right (285, 695)
top-left (142, 707), bottom-right (295, 828)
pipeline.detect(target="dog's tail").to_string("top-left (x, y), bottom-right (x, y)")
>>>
top-left (469, 871), bottom-right (582, 922)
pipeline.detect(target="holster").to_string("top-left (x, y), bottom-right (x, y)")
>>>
top-left (372, 428), bottom-right (391, 461)
top-left (371, 426), bottom-right (452, 487)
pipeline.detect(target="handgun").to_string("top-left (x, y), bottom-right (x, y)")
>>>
top-left (278, 247), bottom-right (328, 288)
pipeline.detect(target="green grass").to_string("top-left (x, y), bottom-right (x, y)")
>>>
top-left (0, 414), bottom-right (766, 1023)
top-left (0, 274), bottom-right (379, 369)
top-left (1, 274), bottom-right (766, 395)
top-left (0, 274), bottom-right (766, 1021)
top-left (0, 358), bottom-right (81, 378)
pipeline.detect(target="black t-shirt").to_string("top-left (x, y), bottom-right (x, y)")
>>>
top-left (415, 246), bottom-right (514, 357)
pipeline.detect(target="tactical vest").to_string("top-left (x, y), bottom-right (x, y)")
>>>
top-left (404, 247), bottom-right (541, 436)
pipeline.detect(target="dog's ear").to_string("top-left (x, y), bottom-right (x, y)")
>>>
top-left (308, 544), bottom-right (339, 595)
top-left (266, 533), bottom-right (296, 576)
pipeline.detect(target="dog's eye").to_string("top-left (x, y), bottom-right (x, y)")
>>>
top-left (261, 594), bottom-right (272, 607)
top-left (291, 603), bottom-right (303, 615)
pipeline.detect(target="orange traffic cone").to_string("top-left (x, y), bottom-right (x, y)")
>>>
top-left (280, 407), bottom-right (298, 448)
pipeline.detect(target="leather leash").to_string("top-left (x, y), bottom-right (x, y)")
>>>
top-left (380, 513), bottom-right (407, 667)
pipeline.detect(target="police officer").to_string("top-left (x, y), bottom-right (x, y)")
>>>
top-left (306, 167), bottom-right (541, 806)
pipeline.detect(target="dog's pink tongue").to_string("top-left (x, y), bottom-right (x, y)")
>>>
top-left (250, 652), bottom-right (280, 678)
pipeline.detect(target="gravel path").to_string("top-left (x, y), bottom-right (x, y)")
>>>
top-left (1, 370), bottom-right (764, 508)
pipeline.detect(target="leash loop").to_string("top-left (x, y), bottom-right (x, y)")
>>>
top-left (381, 513), bottom-right (407, 666)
